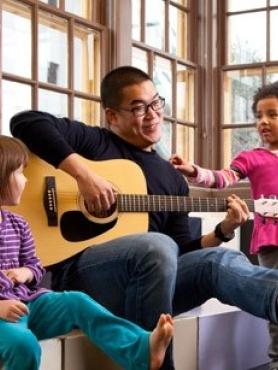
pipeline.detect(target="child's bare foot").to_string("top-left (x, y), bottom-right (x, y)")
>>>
top-left (149, 313), bottom-right (173, 370)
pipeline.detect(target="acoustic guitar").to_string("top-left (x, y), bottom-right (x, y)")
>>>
top-left (6, 155), bottom-right (278, 266)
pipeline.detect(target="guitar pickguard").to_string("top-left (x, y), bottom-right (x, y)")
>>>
top-left (60, 211), bottom-right (117, 242)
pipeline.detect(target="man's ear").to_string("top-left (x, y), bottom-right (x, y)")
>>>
top-left (105, 108), bottom-right (118, 128)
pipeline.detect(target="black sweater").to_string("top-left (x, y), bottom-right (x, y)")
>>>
top-left (11, 110), bottom-right (202, 253)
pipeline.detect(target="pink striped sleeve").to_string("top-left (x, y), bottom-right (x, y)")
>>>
top-left (187, 165), bottom-right (240, 188)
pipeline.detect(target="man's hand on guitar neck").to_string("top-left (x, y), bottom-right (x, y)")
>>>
top-left (221, 194), bottom-right (250, 233)
top-left (201, 194), bottom-right (250, 248)
top-left (59, 153), bottom-right (118, 213)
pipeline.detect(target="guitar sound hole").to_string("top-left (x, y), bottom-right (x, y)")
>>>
top-left (60, 211), bottom-right (117, 242)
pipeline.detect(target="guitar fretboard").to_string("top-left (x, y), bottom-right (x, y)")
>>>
top-left (117, 195), bottom-right (255, 213)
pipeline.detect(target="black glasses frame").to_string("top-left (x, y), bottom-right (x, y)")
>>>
top-left (117, 96), bottom-right (165, 117)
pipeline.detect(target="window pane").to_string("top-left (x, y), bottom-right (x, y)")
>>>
top-left (270, 10), bottom-right (278, 61)
top-left (74, 25), bottom-right (100, 95)
top-left (177, 64), bottom-right (195, 122)
top-left (154, 57), bottom-right (172, 116)
top-left (2, 80), bottom-right (31, 135)
top-left (40, 0), bottom-right (59, 6)
top-left (39, 89), bottom-right (68, 117)
top-left (172, 0), bottom-right (187, 5)
top-left (223, 70), bottom-right (262, 124)
top-left (132, 47), bottom-right (148, 73)
top-left (65, 0), bottom-right (93, 19)
top-left (271, 0), bottom-right (278, 5)
top-left (176, 124), bottom-right (194, 163)
top-left (145, 0), bottom-right (165, 50)
top-left (39, 12), bottom-right (68, 87)
top-left (227, 12), bottom-right (266, 64)
top-left (266, 66), bottom-right (278, 83)
top-left (2, 0), bottom-right (31, 78)
top-left (223, 128), bottom-right (261, 167)
top-left (132, 0), bottom-right (141, 41)
top-left (169, 6), bottom-right (187, 59)
top-left (227, 0), bottom-right (266, 12)
top-left (155, 120), bottom-right (172, 159)
top-left (74, 98), bottom-right (101, 126)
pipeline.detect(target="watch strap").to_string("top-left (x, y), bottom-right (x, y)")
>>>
top-left (214, 222), bottom-right (235, 242)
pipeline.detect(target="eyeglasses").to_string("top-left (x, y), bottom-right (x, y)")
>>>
top-left (117, 96), bottom-right (165, 117)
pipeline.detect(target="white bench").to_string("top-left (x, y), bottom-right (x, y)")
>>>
top-left (1, 299), bottom-right (267, 370)
top-left (174, 299), bottom-right (269, 370)
top-left (0, 302), bottom-right (269, 370)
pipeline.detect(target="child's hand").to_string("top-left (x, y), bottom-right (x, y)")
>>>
top-left (169, 154), bottom-right (196, 177)
top-left (4, 267), bottom-right (34, 284)
top-left (0, 300), bottom-right (29, 322)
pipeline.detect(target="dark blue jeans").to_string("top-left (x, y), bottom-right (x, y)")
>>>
top-left (51, 232), bottom-right (278, 369)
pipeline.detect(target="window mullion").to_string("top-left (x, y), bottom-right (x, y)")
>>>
top-left (32, 1), bottom-right (38, 109)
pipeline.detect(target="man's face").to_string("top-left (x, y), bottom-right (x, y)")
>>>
top-left (106, 80), bottom-right (164, 151)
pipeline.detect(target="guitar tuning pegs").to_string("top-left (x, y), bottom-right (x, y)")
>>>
top-left (269, 194), bottom-right (277, 199)
top-left (260, 195), bottom-right (266, 204)
top-left (259, 195), bottom-right (265, 205)
top-left (254, 197), bottom-right (278, 220)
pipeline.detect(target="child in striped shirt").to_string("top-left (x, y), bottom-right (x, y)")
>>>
top-left (0, 135), bottom-right (173, 370)
top-left (170, 80), bottom-right (278, 370)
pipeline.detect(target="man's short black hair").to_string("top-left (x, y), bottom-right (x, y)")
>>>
top-left (252, 80), bottom-right (278, 113)
top-left (101, 66), bottom-right (152, 109)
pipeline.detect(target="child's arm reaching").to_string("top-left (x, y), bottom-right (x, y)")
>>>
top-left (170, 154), bottom-right (242, 188)
top-left (170, 154), bottom-right (197, 177)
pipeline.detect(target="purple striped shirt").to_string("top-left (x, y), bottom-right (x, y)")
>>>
top-left (0, 209), bottom-right (48, 301)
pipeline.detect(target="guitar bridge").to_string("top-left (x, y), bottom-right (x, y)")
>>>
top-left (44, 176), bottom-right (58, 226)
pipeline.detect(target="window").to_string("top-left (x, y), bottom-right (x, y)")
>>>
top-left (2, 0), bottom-right (273, 174)
top-left (131, 0), bottom-right (196, 162)
top-left (39, 0), bottom-right (101, 21)
top-left (221, 0), bottom-right (278, 166)
top-left (1, 0), bottom-right (105, 134)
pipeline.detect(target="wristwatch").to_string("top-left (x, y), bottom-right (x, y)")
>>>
top-left (214, 222), bottom-right (235, 242)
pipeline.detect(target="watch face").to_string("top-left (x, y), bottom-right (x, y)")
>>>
top-left (225, 232), bottom-right (235, 240)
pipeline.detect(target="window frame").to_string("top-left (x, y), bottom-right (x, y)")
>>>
top-left (130, 0), bottom-right (200, 161)
top-left (218, 0), bottom-right (278, 168)
top-left (0, 0), bottom-right (108, 127)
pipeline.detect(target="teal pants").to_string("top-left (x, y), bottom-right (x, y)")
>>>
top-left (0, 291), bottom-right (150, 370)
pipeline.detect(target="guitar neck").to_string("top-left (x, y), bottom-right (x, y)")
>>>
top-left (117, 195), bottom-right (255, 213)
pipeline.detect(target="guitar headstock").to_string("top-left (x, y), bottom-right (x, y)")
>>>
top-left (254, 198), bottom-right (278, 218)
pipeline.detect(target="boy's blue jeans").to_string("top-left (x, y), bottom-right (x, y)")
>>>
top-left (51, 232), bottom-right (278, 369)
top-left (0, 291), bottom-right (150, 370)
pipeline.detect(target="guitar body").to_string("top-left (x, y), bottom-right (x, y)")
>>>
top-left (5, 155), bottom-right (275, 267)
top-left (5, 156), bottom-right (148, 266)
